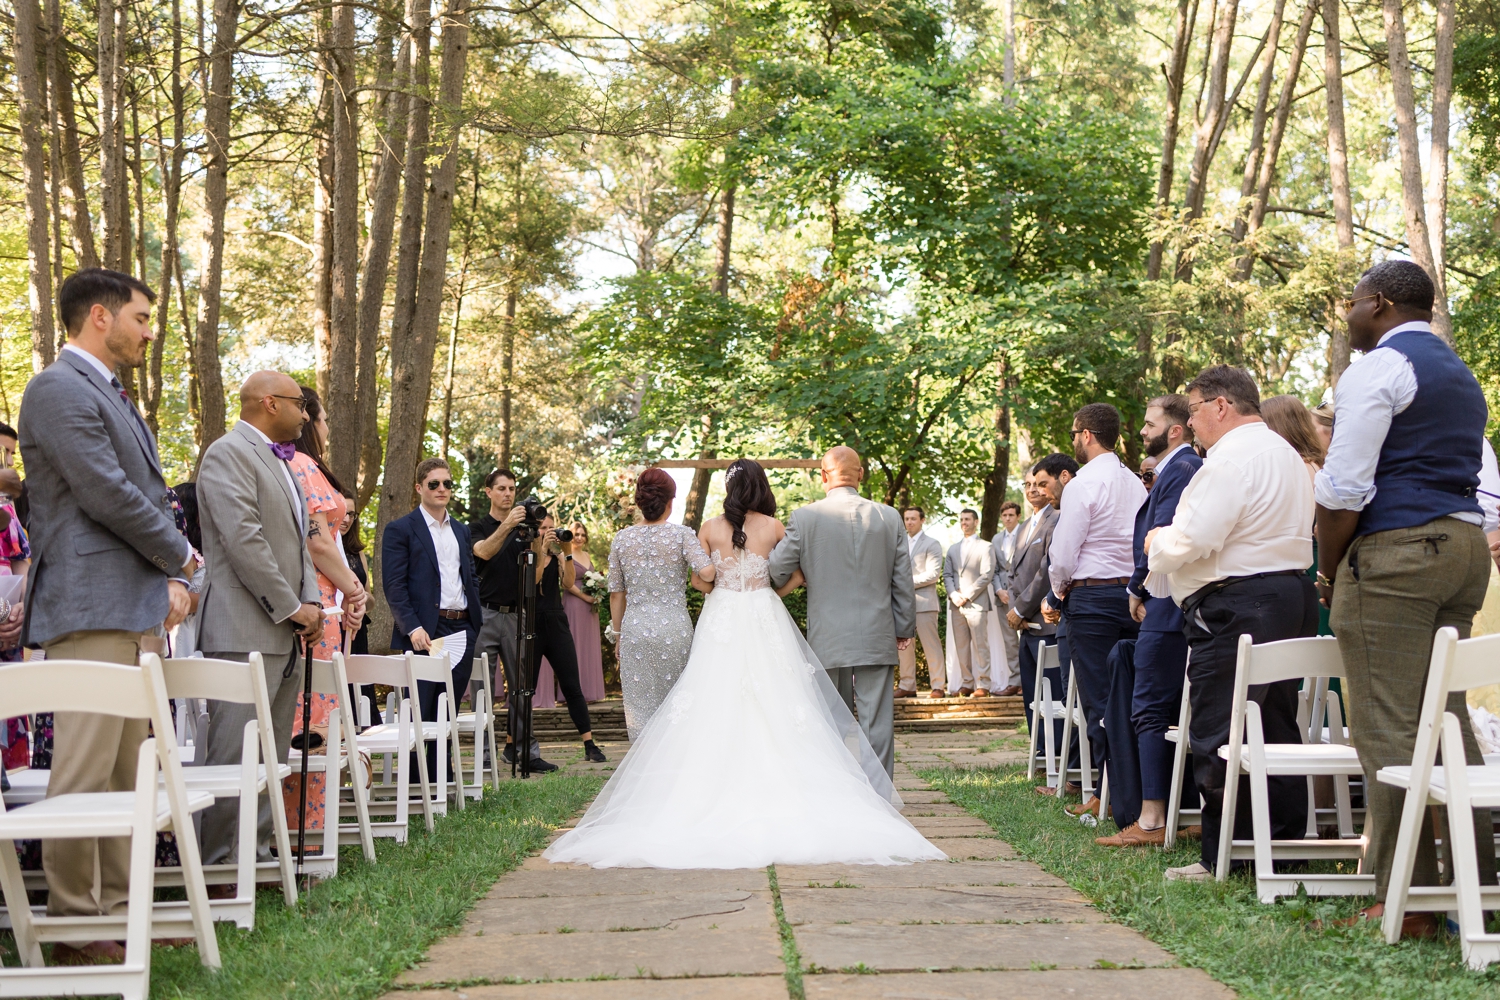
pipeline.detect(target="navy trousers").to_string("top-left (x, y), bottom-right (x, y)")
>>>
top-left (1132, 628), bottom-right (1188, 801)
top-left (1019, 631), bottom-right (1064, 764)
top-left (1104, 640), bottom-right (1141, 830)
top-left (1060, 586), bottom-right (1138, 783)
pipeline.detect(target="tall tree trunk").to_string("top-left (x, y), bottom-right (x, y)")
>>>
top-left (1426, 0), bottom-right (1455, 304)
top-left (355, 0), bottom-right (413, 511)
top-left (191, 0), bottom-right (239, 452)
top-left (1230, 0), bottom-right (1287, 248)
top-left (1002, 0), bottom-right (1016, 99)
top-left (150, 0), bottom-right (187, 436)
top-left (1324, 0), bottom-right (1354, 381)
top-left (680, 413), bottom-right (717, 530)
top-left (1236, 0), bottom-right (1316, 279)
top-left (98, 0), bottom-right (130, 271)
top-left (979, 357), bottom-right (1012, 541)
top-left (499, 287), bottom-right (516, 470)
top-left (1174, 0), bottom-right (1241, 282)
top-left (15, 0), bottom-right (57, 371)
top-left (130, 99), bottom-right (148, 406)
top-left (1146, 0), bottom-right (1198, 280)
top-left (1382, 0), bottom-right (1450, 340)
top-left (47, 0), bottom-right (97, 270)
top-left (311, 19), bottom-right (334, 399)
top-left (325, 0), bottom-right (361, 488)
top-left (439, 141), bottom-right (481, 462)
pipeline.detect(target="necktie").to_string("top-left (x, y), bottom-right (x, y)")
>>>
top-left (108, 376), bottom-right (133, 408)
top-left (268, 441), bottom-right (297, 462)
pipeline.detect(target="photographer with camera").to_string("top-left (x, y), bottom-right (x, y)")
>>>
top-left (472, 470), bottom-right (604, 770)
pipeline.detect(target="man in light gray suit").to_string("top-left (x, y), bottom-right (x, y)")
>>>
top-left (898, 506), bottom-right (945, 698)
top-left (20, 269), bottom-right (196, 954)
top-left (196, 371), bottom-right (324, 869)
top-left (769, 446), bottom-right (915, 776)
top-left (944, 508), bottom-right (994, 697)
top-left (989, 501), bottom-right (1024, 696)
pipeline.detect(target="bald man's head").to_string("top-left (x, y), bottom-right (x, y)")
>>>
top-left (820, 446), bottom-right (863, 492)
top-left (238, 370), bottom-right (308, 443)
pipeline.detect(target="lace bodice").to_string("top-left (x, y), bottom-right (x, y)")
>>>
top-left (711, 549), bottom-right (772, 592)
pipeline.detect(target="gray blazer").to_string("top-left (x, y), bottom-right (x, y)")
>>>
top-left (943, 536), bottom-right (994, 611)
top-left (196, 421), bottom-right (319, 656)
top-left (769, 487), bottom-right (916, 670)
top-left (18, 349), bottom-right (192, 646)
top-left (991, 528), bottom-right (1020, 596)
top-left (907, 531), bottom-right (943, 614)
top-left (1008, 505), bottom-right (1061, 637)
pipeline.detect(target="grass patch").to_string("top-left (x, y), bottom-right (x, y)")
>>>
top-left (5, 773), bottom-right (600, 999)
top-left (766, 864), bottom-right (806, 1000)
top-left (923, 764), bottom-right (1500, 999)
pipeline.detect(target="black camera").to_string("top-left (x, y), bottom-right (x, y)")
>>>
top-left (515, 496), bottom-right (571, 546)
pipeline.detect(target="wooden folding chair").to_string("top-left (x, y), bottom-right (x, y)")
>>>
top-left (158, 653), bottom-right (297, 925)
top-left (342, 653), bottom-right (434, 837)
top-left (286, 655), bottom-right (376, 877)
top-left (0, 656), bottom-right (219, 1000)
top-left (1376, 627), bottom-right (1500, 964)
top-left (456, 653), bottom-right (501, 795)
top-left (1215, 635), bottom-right (1368, 901)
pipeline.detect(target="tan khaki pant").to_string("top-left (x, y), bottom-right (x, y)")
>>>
top-left (41, 629), bottom-right (147, 917)
top-left (950, 602), bottom-right (990, 691)
top-left (897, 611), bottom-right (943, 691)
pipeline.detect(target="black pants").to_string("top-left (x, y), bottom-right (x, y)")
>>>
top-left (536, 609), bottom-right (593, 737)
top-left (415, 617), bottom-right (475, 778)
top-left (1061, 585), bottom-right (1138, 781)
top-left (1019, 631), bottom-right (1063, 759)
top-left (1184, 573), bottom-right (1317, 871)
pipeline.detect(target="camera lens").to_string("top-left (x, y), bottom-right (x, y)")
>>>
top-left (555, 528), bottom-right (573, 544)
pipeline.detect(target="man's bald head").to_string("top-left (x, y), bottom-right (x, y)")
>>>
top-left (238, 370), bottom-right (308, 443)
top-left (240, 370), bottom-right (299, 411)
top-left (820, 446), bottom-right (863, 492)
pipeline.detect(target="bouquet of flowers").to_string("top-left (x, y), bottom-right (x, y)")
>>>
top-left (582, 569), bottom-right (610, 602)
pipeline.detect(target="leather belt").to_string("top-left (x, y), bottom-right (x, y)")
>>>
top-left (1073, 577), bottom-right (1129, 587)
top-left (436, 608), bottom-right (469, 620)
top-left (482, 602), bottom-right (516, 614)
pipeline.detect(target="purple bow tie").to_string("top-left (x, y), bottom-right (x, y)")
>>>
top-left (268, 441), bottom-right (297, 462)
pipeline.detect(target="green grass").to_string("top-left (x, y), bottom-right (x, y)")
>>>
top-left (766, 864), bottom-right (806, 1000)
top-left (923, 764), bottom-right (1500, 1000)
top-left (5, 773), bottom-right (600, 999)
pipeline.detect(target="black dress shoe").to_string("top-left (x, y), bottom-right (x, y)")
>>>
top-left (584, 741), bottom-right (607, 763)
top-left (529, 756), bottom-right (560, 773)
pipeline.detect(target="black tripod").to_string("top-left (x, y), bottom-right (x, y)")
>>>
top-left (512, 544), bottom-right (539, 778)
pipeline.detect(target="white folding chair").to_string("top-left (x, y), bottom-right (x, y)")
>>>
top-left (342, 652), bottom-right (434, 837)
top-left (456, 652), bottom-right (501, 796)
top-left (1377, 627), bottom-right (1500, 965)
top-left (404, 649), bottom-right (466, 814)
top-left (1026, 641), bottom-right (1062, 785)
top-left (1056, 665), bottom-right (1097, 801)
top-left (1163, 674), bottom-right (1202, 849)
top-left (0, 656), bottom-right (219, 1000)
top-left (1295, 676), bottom-right (1359, 839)
top-left (1215, 635), bottom-right (1369, 901)
top-left (286, 655), bottom-right (376, 877)
top-left (159, 654), bottom-right (297, 925)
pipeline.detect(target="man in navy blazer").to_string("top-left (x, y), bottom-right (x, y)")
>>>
top-left (1098, 395), bottom-right (1202, 847)
top-left (382, 457), bottom-right (482, 773)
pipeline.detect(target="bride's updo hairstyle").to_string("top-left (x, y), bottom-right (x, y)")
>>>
top-left (634, 467), bottom-right (676, 522)
top-left (723, 459), bottom-right (777, 550)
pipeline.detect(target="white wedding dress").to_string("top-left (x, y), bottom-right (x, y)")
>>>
top-left (545, 548), bottom-right (945, 869)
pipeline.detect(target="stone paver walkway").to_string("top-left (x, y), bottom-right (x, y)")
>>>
top-left (388, 729), bottom-right (1234, 999)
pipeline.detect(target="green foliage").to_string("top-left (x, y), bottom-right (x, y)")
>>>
top-left (1455, 2), bottom-right (1500, 175)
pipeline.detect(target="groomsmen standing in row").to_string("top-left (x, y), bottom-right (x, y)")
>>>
top-left (944, 509), bottom-right (995, 697)
top-left (898, 507), bottom-right (945, 698)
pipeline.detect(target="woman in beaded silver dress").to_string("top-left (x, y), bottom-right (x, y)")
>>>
top-left (607, 468), bottom-right (714, 738)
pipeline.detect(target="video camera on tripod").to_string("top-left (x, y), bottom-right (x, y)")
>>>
top-left (512, 496), bottom-right (572, 545)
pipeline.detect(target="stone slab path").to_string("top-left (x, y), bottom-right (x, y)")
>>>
top-left (387, 730), bottom-right (1233, 1000)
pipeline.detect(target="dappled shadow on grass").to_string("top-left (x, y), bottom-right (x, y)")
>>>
top-left (923, 764), bottom-right (1500, 1000)
top-left (3, 773), bottom-right (601, 999)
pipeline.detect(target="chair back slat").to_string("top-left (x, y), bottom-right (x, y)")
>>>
top-left (0, 660), bottom-right (153, 719)
top-left (1444, 631), bottom-right (1500, 694)
top-left (309, 657), bottom-right (343, 695)
top-left (1038, 641), bottom-right (1058, 673)
top-left (406, 653), bottom-right (451, 684)
top-left (1239, 635), bottom-right (1345, 687)
top-left (160, 655), bottom-right (262, 705)
top-left (343, 653), bottom-right (414, 688)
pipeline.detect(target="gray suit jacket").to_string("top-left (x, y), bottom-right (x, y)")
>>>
top-left (769, 487), bottom-right (916, 670)
top-left (196, 421), bottom-right (318, 656)
top-left (943, 537), bottom-right (994, 611)
top-left (1008, 505), bottom-right (1060, 637)
top-left (991, 528), bottom-right (1020, 596)
top-left (18, 349), bottom-right (192, 646)
top-left (907, 531), bottom-right (943, 614)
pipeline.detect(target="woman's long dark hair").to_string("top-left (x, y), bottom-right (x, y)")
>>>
top-left (295, 385), bottom-right (347, 495)
top-left (723, 459), bottom-right (776, 550)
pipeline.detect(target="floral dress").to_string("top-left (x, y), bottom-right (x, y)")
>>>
top-left (282, 453), bottom-right (348, 834)
top-left (608, 522), bottom-right (711, 739)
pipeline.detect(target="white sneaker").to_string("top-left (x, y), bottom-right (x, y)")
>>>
top-left (1164, 862), bottom-right (1212, 882)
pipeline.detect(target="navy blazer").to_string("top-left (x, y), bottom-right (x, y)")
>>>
top-left (382, 506), bottom-right (483, 651)
top-left (1128, 447), bottom-right (1203, 632)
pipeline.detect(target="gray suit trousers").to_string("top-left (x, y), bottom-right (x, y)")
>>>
top-left (200, 648), bottom-right (302, 866)
top-left (828, 664), bottom-right (896, 778)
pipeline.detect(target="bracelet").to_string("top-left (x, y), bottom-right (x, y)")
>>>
top-left (1315, 571), bottom-right (1335, 588)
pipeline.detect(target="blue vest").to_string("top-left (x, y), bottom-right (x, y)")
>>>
top-left (1357, 330), bottom-right (1486, 537)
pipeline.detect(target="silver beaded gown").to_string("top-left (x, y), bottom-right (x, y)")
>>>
top-left (608, 522), bottom-right (712, 739)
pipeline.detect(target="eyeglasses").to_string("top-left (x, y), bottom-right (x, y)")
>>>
top-left (268, 394), bottom-right (308, 412)
top-left (1187, 397), bottom-right (1223, 414)
top-left (1070, 428), bottom-right (1086, 438)
top-left (1336, 292), bottom-right (1381, 317)
top-left (424, 479), bottom-right (455, 491)
top-left (1139, 469), bottom-right (1155, 485)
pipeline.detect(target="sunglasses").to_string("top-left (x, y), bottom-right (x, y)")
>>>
top-left (424, 479), bottom-right (455, 491)
top-left (1139, 469), bottom-right (1155, 485)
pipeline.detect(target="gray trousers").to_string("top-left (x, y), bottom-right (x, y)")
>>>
top-left (950, 602), bottom-right (991, 691)
top-left (200, 648), bottom-right (300, 866)
top-left (897, 611), bottom-right (942, 692)
top-left (474, 606), bottom-right (540, 754)
top-left (828, 664), bottom-right (896, 778)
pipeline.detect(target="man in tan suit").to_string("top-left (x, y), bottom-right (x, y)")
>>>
top-left (196, 372), bottom-right (324, 870)
top-left (898, 506), bottom-right (945, 698)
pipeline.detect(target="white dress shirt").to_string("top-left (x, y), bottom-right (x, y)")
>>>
top-left (62, 341), bottom-right (118, 385)
top-left (1314, 321), bottom-right (1483, 528)
top-left (1155, 442), bottom-right (1193, 476)
top-left (1480, 439), bottom-right (1500, 534)
top-left (1048, 451), bottom-right (1147, 597)
top-left (1147, 421), bottom-right (1313, 603)
top-left (421, 506), bottom-right (467, 611)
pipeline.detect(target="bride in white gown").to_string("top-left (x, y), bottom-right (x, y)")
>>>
top-left (546, 459), bottom-right (944, 869)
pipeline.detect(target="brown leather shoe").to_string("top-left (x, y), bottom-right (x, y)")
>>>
top-left (999, 685), bottom-right (1022, 697)
top-left (1323, 903), bottom-right (1441, 939)
top-left (1034, 784), bottom-right (1060, 796)
top-left (957, 687), bottom-right (974, 698)
top-left (1065, 796), bottom-right (1101, 818)
top-left (894, 688), bottom-right (917, 699)
top-left (1182, 825), bottom-right (1202, 840)
top-left (51, 941), bottom-right (127, 965)
top-left (1095, 822), bottom-right (1167, 847)
top-left (206, 883), bottom-right (237, 900)
top-left (971, 688), bottom-right (991, 699)
top-left (927, 689), bottom-right (947, 699)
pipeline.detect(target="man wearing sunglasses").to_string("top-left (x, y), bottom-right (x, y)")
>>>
top-left (382, 457), bottom-right (484, 777)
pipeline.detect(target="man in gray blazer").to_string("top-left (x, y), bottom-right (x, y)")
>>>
top-left (770, 447), bottom-right (915, 776)
top-left (899, 506), bottom-right (945, 698)
top-left (196, 371), bottom-right (324, 868)
top-left (19, 270), bottom-right (196, 951)
top-left (989, 501), bottom-right (1024, 696)
top-left (943, 508), bottom-right (994, 697)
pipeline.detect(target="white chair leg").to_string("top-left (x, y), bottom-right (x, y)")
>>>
top-left (0, 811), bottom-right (42, 966)
top-left (1165, 685), bottom-right (1191, 850)
top-left (233, 721), bottom-right (257, 925)
top-left (123, 742), bottom-right (159, 988)
top-left (1245, 705), bottom-right (1279, 902)
top-left (410, 700), bottom-right (435, 832)
top-left (1440, 715), bottom-right (1500, 970)
top-left (1041, 677), bottom-right (1059, 789)
top-left (1217, 742), bottom-right (1244, 881)
top-left (1059, 673), bottom-right (1076, 792)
